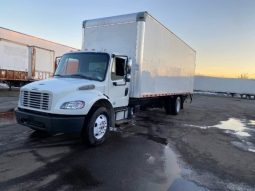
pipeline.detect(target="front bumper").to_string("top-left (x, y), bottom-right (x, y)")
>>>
top-left (15, 108), bottom-right (85, 133)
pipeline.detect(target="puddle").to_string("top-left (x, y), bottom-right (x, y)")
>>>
top-left (144, 142), bottom-right (208, 190)
top-left (0, 112), bottom-right (16, 126)
top-left (59, 165), bottom-right (101, 188)
top-left (231, 141), bottom-right (255, 153)
top-left (184, 124), bottom-right (208, 129)
top-left (137, 133), bottom-right (168, 145)
top-left (168, 178), bottom-right (208, 191)
top-left (163, 145), bottom-right (208, 191)
top-left (249, 120), bottom-right (255, 126)
top-left (212, 118), bottom-right (252, 137)
top-left (145, 153), bottom-right (156, 165)
top-left (248, 148), bottom-right (255, 153)
top-left (185, 118), bottom-right (255, 153)
top-left (164, 144), bottom-right (181, 182)
top-left (185, 118), bottom-right (254, 137)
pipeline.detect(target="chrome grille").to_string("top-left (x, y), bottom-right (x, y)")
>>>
top-left (21, 91), bottom-right (51, 110)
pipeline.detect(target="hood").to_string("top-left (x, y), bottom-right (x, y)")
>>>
top-left (22, 77), bottom-right (105, 94)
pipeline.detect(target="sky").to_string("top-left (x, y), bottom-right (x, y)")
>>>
top-left (0, 0), bottom-right (255, 78)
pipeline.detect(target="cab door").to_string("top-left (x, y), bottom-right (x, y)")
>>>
top-left (108, 56), bottom-right (130, 108)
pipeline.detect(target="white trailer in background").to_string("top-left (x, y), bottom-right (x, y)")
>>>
top-left (16, 12), bottom-right (196, 145)
top-left (194, 76), bottom-right (255, 99)
top-left (0, 27), bottom-right (77, 88)
top-left (0, 39), bottom-right (30, 81)
top-left (32, 46), bottom-right (55, 80)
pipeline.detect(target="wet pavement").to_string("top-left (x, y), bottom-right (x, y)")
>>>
top-left (184, 118), bottom-right (255, 153)
top-left (0, 89), bottom-right (19, 112)
top-left (0, 94), bottom-right (255, 191)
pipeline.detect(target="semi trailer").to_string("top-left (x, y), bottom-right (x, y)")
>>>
top-left (0, 27), bottom-right (77, 88)
top-left (194, 76), bottom-right (255, 99)
top-left (15, 12), bottom-right (196, 145)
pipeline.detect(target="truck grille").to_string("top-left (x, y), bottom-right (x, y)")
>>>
top-left (21, 91), bottom-right (51, 110)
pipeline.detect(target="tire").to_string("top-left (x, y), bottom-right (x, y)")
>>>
top-left (164, 96), bottom-right (181, 115)
top-left (180, 97), bottom-right (184, 110)
top-left (164, 98), bottom-right (172, 115)
top-left (173, 96), bottom-right (181, 115)
top-left (82, 107), bottom-right (110, 146)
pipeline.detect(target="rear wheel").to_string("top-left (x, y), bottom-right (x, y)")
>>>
top-left (82, 107), bottom-right (109, 146)
top-left (164, 96), bottom-right (182, 115)
top-left (164, 98), bottom-right (172, 115)
top-left (174, 96), bottom-right (181, 115)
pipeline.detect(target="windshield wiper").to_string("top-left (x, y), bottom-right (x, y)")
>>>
top-left (69, 74), bottom-right (94, 80)
top-left (53, 74), bottom-right (63, 77)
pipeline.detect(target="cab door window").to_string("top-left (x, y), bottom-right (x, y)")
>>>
top-left (111, 57), bottom-right (126, 81)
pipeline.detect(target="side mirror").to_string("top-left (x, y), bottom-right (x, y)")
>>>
top-left (126, 58), bottom-right (132, 75)
top-left (127, 59), bottom-right (132, 69)
top-left (126, 74), bottom-right (131, 82)
top-left (54, 57), bottom-right (61, 73)
top-left (125, 58), bottom-right (132, 82)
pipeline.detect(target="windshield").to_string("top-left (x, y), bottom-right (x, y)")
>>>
top-left (54, 52), bottom-right (109, 81)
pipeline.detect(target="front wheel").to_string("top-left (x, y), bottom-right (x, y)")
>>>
top-left (82, 107), bottom-right (110, 146)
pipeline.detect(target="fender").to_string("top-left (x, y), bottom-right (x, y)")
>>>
top-left (87, 98), bottom-right (115, 129)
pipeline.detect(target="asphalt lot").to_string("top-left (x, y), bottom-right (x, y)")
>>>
top-left (0, 90), bottom-right (255, 191)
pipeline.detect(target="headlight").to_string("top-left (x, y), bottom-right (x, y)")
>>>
top-left (60, 101), bottom-right (85, 109)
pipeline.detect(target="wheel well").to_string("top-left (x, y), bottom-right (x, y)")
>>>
top-left (88, 99), bottom-right (115, 128)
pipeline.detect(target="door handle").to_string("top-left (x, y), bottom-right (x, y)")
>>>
top-left (125, 88), bottom-right (129, 96)
top-left (113, 81), bottom-right (126, 86)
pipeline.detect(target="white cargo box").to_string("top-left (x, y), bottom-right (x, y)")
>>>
top-left (83, 12), bottom-right (196, 98)
top-left (0, 27), bottom-right (78, 83)
top-left (32, 47), bottom-right (55, 80)
top-left (0, 39), bottom-right (29, 72)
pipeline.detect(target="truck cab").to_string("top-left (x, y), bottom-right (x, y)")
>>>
top-left (16, 51), bottom-right (132, 145)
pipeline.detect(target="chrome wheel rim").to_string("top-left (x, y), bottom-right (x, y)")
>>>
top-left (176, 97), bottom-right (181, 113)
top-left (93, 114), bottom-right (108, 139)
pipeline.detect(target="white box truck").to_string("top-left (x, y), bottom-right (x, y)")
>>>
top-left (16, 12), bottom-right (196, 145)
top-left (0, 27), bottom-right (77, 89)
